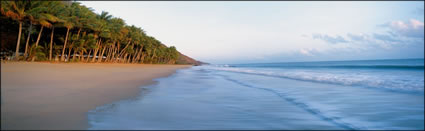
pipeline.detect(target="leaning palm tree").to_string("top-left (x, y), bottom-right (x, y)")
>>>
top-left (1, 0), bottom-right (30, 60)
top-left (31, 14), bottom-right (59, 61)
top-left (23, 21), bottom-right (34, 59)
top-left (90, 11), bottom-right (111, 62)
top-left (107, 17), bottom-right (126, 62)
top-left (44, 1), bottom-right (64, 61)
top-left (23, 1), bottom-right (45, 59)
top-left (67, 3), bottom-right (87, 61)
top-left (59, 4), bottom-right (76, 62)
top-left (29, 1), bottom-right (61, 61)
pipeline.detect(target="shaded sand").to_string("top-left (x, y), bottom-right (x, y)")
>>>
top-left (1, 62), bottom-right (191, 130)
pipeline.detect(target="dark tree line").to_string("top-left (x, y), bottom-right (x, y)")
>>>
top-left (1, 1), bottom-right (180, 64)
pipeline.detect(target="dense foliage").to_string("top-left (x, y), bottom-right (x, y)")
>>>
top-left (1, 1), bottom-right (180, 64)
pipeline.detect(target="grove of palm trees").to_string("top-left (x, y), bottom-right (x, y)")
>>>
top-left (1, 1), bottom-right (199, 65)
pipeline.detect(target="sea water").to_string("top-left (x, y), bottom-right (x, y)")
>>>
top-left (87, 58), bottom-right (424, 130)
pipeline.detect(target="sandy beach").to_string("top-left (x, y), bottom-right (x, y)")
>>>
top-left (1, 62), bottom-right (190, 130)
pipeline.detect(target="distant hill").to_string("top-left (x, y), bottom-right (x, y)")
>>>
top-left (176, 52), bottom-right (207, 66)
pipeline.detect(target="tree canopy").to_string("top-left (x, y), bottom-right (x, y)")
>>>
top-left (1, 0), bottom-right (181, 64)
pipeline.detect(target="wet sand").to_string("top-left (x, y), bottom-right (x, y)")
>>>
top-left (1, 62), bottom-right (190, 130)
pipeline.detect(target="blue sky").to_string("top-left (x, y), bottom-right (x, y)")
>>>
top-left (79, 1), bottom-right (424, 64)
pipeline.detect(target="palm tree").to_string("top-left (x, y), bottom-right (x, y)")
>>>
top-left (43, 1), bottom-right (65, 61)
top-left (32, 15), bottom-right (59, 61)
top-left (1, 1), bottom-right (187, 65)
top-left (1, 0), bottom-right (30, 60)
top-left (67, 3), bottom-right (89, 61)
top-left (59, 4), bottom-right (77, 62)
top-left (28, 1), bottom-right (61, 61)
top-left (22, 1), bottom-right (45, 59)
top-left (88, 11), bottom-right (111, 62)
top-left (107, 18), bottom-right (126, 62)
top-left (23, 21), bottom-right (33, 59)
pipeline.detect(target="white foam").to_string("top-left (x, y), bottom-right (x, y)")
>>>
top-left (208, 67), bottom-right (424, 92)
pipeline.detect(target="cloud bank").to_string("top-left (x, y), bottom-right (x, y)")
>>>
top-left (387, 19), bottom-right (424, 38)
top-left (312, 34), bottom-right (348, 44)
top-left (311, 19), bottom-right (424, 47)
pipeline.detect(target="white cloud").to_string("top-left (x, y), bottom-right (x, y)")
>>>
top-left (312, 34), bottom-right (348, 44)
top-left (347, 33), bottom-right (369, 42)
top-left (388, 19), bottom-right (424, 38)
top-left (299, 48), bottom-right (313, 56)
top-left (390, 21), bottom-right (409, 30)
top-left (410, 19), bottom-right (424, 29)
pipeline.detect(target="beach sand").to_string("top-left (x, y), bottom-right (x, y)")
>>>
top-left (1, 62), bottom-right (190, 130)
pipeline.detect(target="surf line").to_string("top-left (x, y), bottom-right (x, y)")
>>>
top-left (212, 68), bottom-right (422, 95)
top-left (215, 74), bottom-right (363, 130)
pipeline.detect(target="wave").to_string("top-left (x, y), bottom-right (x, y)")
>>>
top-left (229, 59), bottom-right (425, 70)
top-left (216, 74), bottom-right (363, 130)
top-left (209, 67), bottom-right (424, 93)
top-left (231, 65), bottom-right (424, 70)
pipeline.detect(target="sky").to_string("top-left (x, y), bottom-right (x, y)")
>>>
top-left (79, 1), bottom-right (424, 64)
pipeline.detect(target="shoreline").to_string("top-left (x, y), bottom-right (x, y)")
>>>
top-left (1, 62), bottom-right (191, 130)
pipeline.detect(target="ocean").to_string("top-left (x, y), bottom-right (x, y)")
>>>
top-left (87, 58), bottom-right (424, 130)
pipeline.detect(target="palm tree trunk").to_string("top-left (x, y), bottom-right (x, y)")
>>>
top-left (97, 45), bottom-right (107, 63)
top-left (34, 26), bottom-right (43, 47)
top-left (109, 43), bottom-right (116, 62)
top-left (78, 50), bottom-right (81, 60)
top-left (106, 43), bottom-right (115, 62)
top-left (133, 47), bottom-right (143, 63)
top-left (69, 28), bottom-right (82, 61)
top-left (141, 53), bottom-right (146, 63)
top-left (79, 50), bottom-right (84, 62)
top-left (113, 42), bottom-right (120, 63)
top-left (72, 50), bottom-right (77, 61)
top-left (24, 23), bottom-right (33, 59)
top-left (122, 53), bottom-right (128, 63)
top-left (114, 44), bottom-right (119, 62)
top-left (105, 45), bottom-right (112, 62)
top-left (91, 39), bottom-right (101, 62)
top-left (118, 39), bottom-right (131, 58)
top-left (135, 46), bottom-right (143, 63)
top-left (132, 49), bottom-right (138, 63)
top-left (61, 27), bottom-right (70, 61)
top-left (86, 50), bottom-right (92, 62)
top-left (92, 46), bottom-right (99, 62)
top-left (67, 46), bottom-right (72, 62)
top-left (49, 27), bottom-right (54, 61)
top-left (77, 28), bottom-right (81, 38)
top-left (150, 48), bottom-right (156, 64)
top-left (15, 22), bottom-right (23, 60)
top-left (31, 26), bottom-right (44, 62)
top-left (114, 45), bottom-right (119, 62)
top-left (127, 54), bottom-right (132, 63)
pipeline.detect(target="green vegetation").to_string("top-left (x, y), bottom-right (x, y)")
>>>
top-left (1, 1), bottom-right (180, 64)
